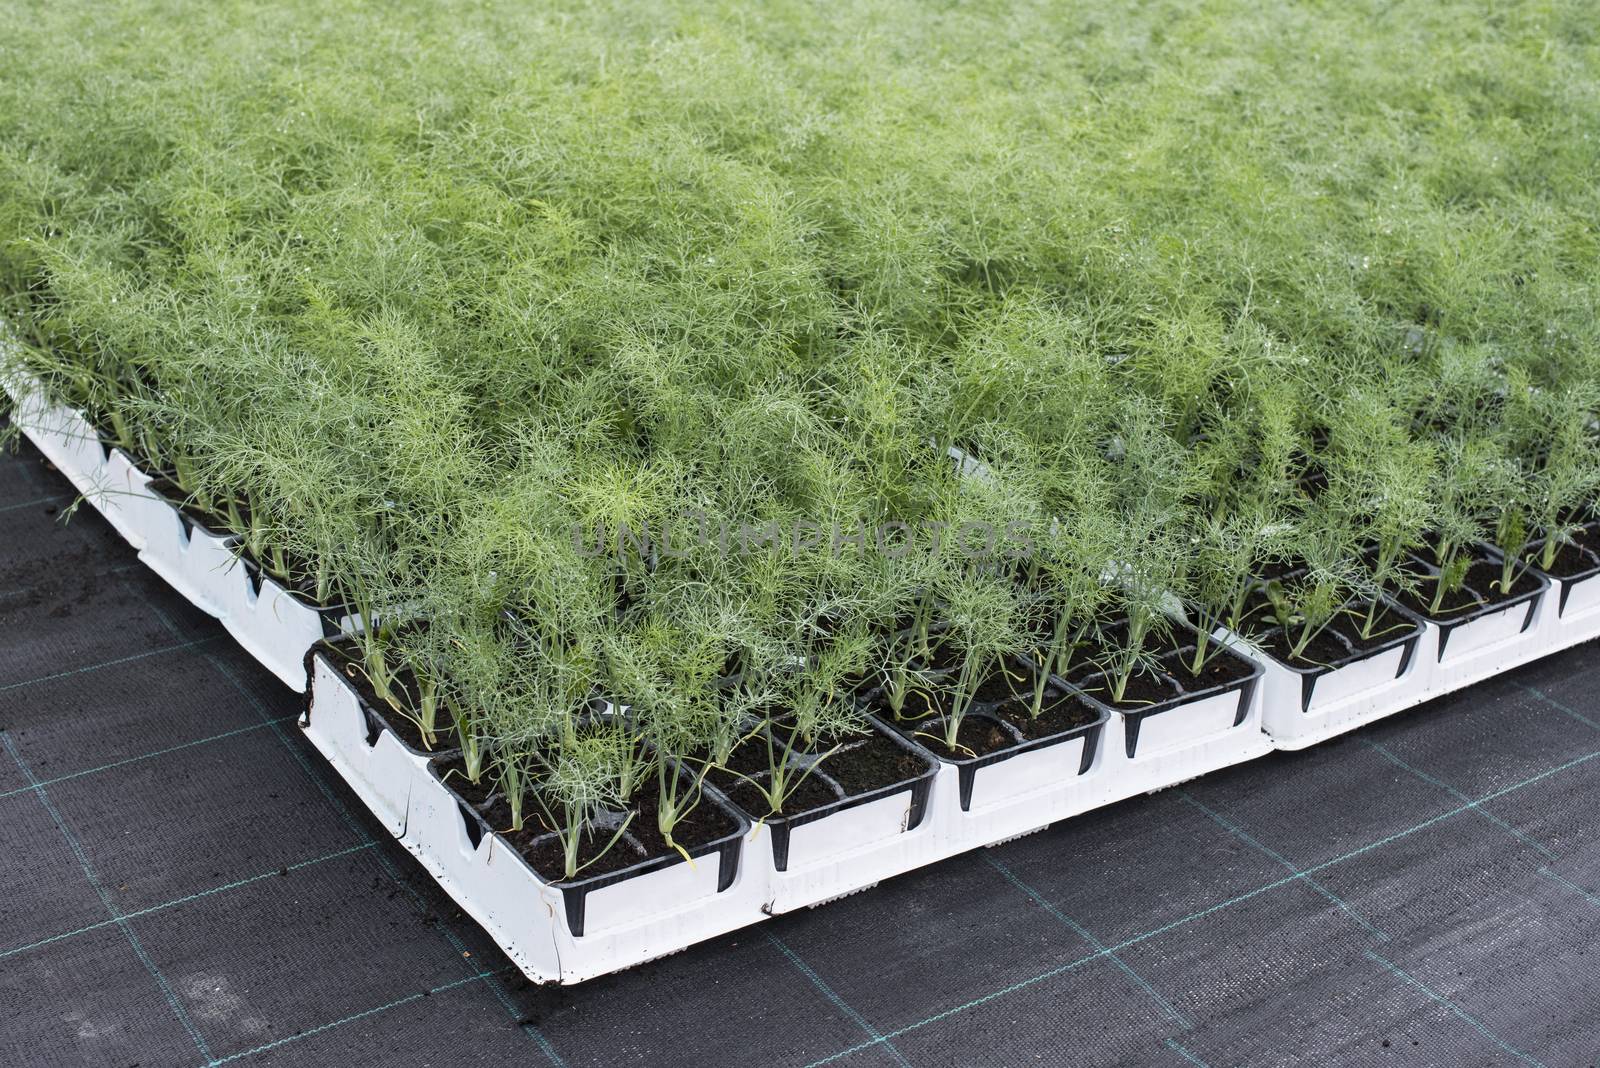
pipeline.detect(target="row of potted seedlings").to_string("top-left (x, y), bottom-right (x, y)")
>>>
top-left (7, 330), bottom-right (1600, 982)
top-left (296, 513), bottom-right (1600, 981)
top-left (301, 595), bottom-right (1268, 981)
top-left (3, 371), bottom-right (366, 689)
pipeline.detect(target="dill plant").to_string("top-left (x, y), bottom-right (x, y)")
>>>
top-left (1321, 388), bottom-right (1437, 638)
top-left (1093, 400), bottom-right (1196, 702)
top-left (1501, 380), bottom-right (1600, 579)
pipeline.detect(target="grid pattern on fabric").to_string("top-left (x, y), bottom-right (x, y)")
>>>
top-left (3, 431), bottom-right (1598, 1068)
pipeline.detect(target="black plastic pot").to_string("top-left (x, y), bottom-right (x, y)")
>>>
top-left (429, 755), bottom-right (750, 938)
top-left (1228, 559), bottom-right (1427, 713)
top-left (868, 671), bottom-right (1110, 811)
top-left (711, 721), bottom-right (938, 872)
top-left (1259, 606), bottom-right (1422, 713)
top-left (1402, 546), bottom-right (1549, 660)
top-left (1064, 621), bottom-right (1263, 757)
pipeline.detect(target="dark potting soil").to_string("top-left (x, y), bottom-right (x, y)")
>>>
top-left (901, 714), bottom-right (1020, 759)
top-left (487, 785), bottom-right (741, 884)
top-left (869, 656), bottom-right (1036, 719)
top-left (876, 652), bottom-right (1049, 709)
top-left (913, 642), bottom-right (963, 675)
top-left (1337, 604), bottom-right (1418, 655)
top-left (878, 686), bottom-right (953, 724)
top-left (707, 732), bottom-right (848, 818)
top-left (1084, 621), bottom-right (1189, 662)
top-left (1398, 559), bottom-right (1542, 620)
top-left (1570, 522), bottom-right (1600, 555)
top-left (1531, 528), bottom-right (1600, 579)
top-left (871, 675), bottom-right (1097, 756)
top-left (1237, 586), bottom-right (1414, 670)
top-left (1161, 647), bottom-right (1253, 691)
top-left (708, 726), bottom-right (926, 820)
top-left (992, 690), bottom-right (1100, 742)
top-left (721, 772), bottom-right (840, 820)
top-left (1068, 667), bottom-right (1181, 711)
top-left (321, 640), bottom-right (449, 754)
top-left (1400, 579), bottom-right (1479, 618)
top-left (1051, 621), bottom-right (1209, 710)
top-left (1253, 626), bottom-right (1347, 669)
top-left (972, 659), bottom-right (1035, 704)
top-left (434, 754), bottom-right (496, 808)
top-left (823, 733), bottom-right (928, 797)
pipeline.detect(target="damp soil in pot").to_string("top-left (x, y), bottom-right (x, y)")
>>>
top-left (1061, 620), bottom-right (1255, 711)
top-left (864, 653), bottom-right (1110, 809)
top-left (1394, 544), bottom-right (1544, 622)
top-left (706, 718), bottom-right (933, 819)
top-left (1524, 521), bottom-right (1600, 583)
top-left (1235, 577), bottom-right (1420, 673)
top-left (1059, 618), bottom-right (1261, 757)
top-left (480, 777), bottom-right (743, 884)
top-left (868, 662), bottom-right (1102, 754)
top-left (703, 717), bottom-right (937, 870)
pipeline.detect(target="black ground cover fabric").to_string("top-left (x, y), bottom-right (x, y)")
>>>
top-left (2, 430), bottom-right (1598, 1068)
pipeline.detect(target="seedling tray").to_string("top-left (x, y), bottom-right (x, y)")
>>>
top-left (301, 640), bottom-right (1282, 981)
top-left (6, 368), bottom-right (1599, 984)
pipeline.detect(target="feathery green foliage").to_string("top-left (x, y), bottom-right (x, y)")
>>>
top-left (2, 0), bottom-right (1597, 874)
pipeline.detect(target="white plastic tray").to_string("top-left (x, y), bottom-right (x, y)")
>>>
top-left (8, 365), bottom-right (1597, 985)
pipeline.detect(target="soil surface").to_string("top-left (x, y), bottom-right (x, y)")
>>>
top-left (1005, 691), bottom-right (1101, 740)
top-left (1339, 604), bottom-right (1419, 655)
top-left (1238, 587), bottom-right (1416, 670)
top-left (706, 727), bottom-right (927, 820)
top-left (1162, 647), bottom-right (1254, 691)
top-left (1067, 665), bottom-right (1181, 710)
top-left (1530, 525), bottom-right (1600, 579)
top-left (870, 668), bottom-right (1099, 755)
top-left (1250, 620), bottom-right (1351, 669)
top-left (1398, 557), bottom-right (1542, 620)
top-left (822, 733), bottom-right (930, 797)
top-left (486, 785), bottom-right (741, 884)
top-left (720, 770), bottom-right (839, 819)
top-left (900, 714), bottom-right (1020, 759)
top-left (708, 729), bottom-right (851, 817)
top-left (433, 754), bottom-right (496, 807)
